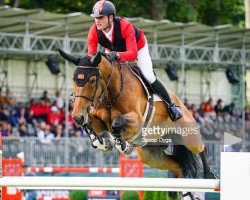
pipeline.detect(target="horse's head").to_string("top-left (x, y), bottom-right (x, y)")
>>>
top-left (59, 49), bottom-right (102, 126)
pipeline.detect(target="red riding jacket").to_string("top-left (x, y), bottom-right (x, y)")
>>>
top-left (87, 17), bottom-right (146, 62)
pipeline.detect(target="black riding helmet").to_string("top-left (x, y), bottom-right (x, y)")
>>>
top-left (90, 0), bottom-right (116, 18)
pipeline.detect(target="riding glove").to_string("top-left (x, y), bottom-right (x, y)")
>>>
top-left (106, 51), bottom-right (120, 61)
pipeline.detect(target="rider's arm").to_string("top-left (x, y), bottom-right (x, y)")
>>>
top-left (87, 24), bottom-right (99, 55)
top-left (118, 19), bottom-right (138, 62)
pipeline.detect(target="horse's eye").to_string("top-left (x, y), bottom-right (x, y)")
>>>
top-left (89, 78), bottom-right (96, 85)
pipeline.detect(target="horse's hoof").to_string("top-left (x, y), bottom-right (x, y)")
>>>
top-left (123, 142), bottom-right (133, 154)
top-left (115, 140), bottom-right (133, 155)
top-left (104, 138), bottom-right (113, 152)
top-left (204, 169), bottom-right (220, 179)
top-left (92, 137), bottom-right (113, 152)
top-left (180, 191), bottom-right (205, 200)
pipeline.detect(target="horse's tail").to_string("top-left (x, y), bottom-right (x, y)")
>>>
top-left (172, 145), bottom-right (203, 178)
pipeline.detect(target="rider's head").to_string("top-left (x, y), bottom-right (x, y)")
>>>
top-left (90, 0), bottom-right (116, 31)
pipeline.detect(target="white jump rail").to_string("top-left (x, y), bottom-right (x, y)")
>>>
top-left (27, 167), bottom-right (120, 173)
top-left (0, 177), bottom-right (220, 192)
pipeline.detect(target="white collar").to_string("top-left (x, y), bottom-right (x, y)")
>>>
top-left (102, 22), bottom-right (114, 41)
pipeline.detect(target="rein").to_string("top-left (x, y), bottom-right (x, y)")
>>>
top-left (101, 63), bottom-right (124, 108)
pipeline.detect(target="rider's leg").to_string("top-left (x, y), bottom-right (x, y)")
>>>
top-left (151, 78), bottom-right (183, 121)
top-left (136, 38), bottom-right (183, 121)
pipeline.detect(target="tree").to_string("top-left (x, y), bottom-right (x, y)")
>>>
top-left (165, 0), bottom-right (199, 22)
top-left (197, 0), bottom-right (245, 26)
top-left (2, 0), bottom-right (245, 27)
top-left (151, 0), bottom-right (166, 20)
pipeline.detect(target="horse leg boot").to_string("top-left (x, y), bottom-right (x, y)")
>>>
top-left (82, 123), bottom-right (113, 152)
top-left (151, 79), bottom-right (183, 121)
top-left (111, 116), bottom-right (133, 154)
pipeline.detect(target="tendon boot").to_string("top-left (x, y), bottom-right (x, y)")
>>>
top-left (151, 79), bottom-right (183, 121)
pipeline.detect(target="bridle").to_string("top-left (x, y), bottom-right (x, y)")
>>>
top-left (71, 62), bottom-right (124, 109)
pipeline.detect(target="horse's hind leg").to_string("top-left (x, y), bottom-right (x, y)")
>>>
top-left (136, 146), bottom-right (184, 178)
top-left (199, 148), bottom-right (218, 179)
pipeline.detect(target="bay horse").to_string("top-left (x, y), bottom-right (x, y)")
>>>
top-left (59, 49), bottom-right (215, 179)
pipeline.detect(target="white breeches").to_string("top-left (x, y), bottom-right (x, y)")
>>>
top-left (136, 39), bottom-right (156, 84)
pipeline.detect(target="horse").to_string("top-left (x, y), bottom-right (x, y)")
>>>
top-left (59, 49), bottom-right (216, 180)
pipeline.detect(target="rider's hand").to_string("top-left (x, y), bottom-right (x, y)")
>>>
top-left (106, 51), bottom-right (120, 61)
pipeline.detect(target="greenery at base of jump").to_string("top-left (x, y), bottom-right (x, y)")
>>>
top-left (69, 190), bottom-right (177, 200)
top-left (70, 190), bottom-right (88, 200)
top-left (121, 191), bottom-right (140, 200)
top-left (143, 191), bottom-right (179, 200)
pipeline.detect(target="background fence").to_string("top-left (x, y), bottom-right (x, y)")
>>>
top-left (2, 137), bottom-right (225, 171)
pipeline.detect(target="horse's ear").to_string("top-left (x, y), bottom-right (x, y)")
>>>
top-left (90, 52), bottom-right (102, 66)
top-left (58, 49), bottom-right (80, 66)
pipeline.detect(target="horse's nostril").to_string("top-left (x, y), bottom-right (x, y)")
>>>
top-left (72, 114), bottom-right (85, 125)
top-left (80, 114), bottom-right (84, 120)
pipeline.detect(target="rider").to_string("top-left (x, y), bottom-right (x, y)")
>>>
top-left (87, 0), bottom-right (182, 121)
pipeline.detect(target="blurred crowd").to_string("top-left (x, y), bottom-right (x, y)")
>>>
top-left (0, 87), bottom-right (249, 143)
top-left (184, 97), bottom-right (249, 141)
top-left (0, 87), bottom-right (85, 144)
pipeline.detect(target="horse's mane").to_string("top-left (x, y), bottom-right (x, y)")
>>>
top-left (78, 55), bottom-right (94, 66)
top-left (78, 52), bottom-right (108, 67)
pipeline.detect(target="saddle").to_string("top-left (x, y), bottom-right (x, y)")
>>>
top-left (130, 64), bottom-right (155, 94)
top-left (129, 64), bottom-right (162, 101)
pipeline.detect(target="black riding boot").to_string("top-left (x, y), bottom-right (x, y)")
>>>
top-left (151, 79), bottom-right (183, 121)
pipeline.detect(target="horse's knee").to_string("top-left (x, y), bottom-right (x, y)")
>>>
top-left (187, 145), bottom-right (205, 154)
top-left (111, 116), bottom-right (126, 133)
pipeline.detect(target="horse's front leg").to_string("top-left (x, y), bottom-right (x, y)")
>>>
top-left (111, 112), bottom-right (141, 154)
top-left (83, 122), bottom-right (113, 152)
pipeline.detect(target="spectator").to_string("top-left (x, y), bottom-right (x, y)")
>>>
top-left (37, 122), bottom-right (54, 144)
top-left (40, 90), bottom-right (51, 104)
top-left (33, 99), bottom-right (50, 122)
top-left (202, 98), bottom-right (216, 120)
top-left (18, 119), bottom-right (29, 137)
top-left (188, 104), bottom-right (196, 116)
top-left (214, 99), bottom-right (224, 117)
top-left (70, 130), bottom-right (88, 164)
top-left (0, 87), bottom-right (6, 106)
top-left (0, 106), bottom-right (9, 124)
top-left (245, 107), bottom-right (250, 140)
top-left (21, 163), bottom-right (37, 200)
top-left (200, 121), bottom-right (216, 140)
top-left (183, 98), bottom-right (190, 109)
top-left (13, 107), bottom-right (28, 126)
top-left (55, 124), bottom-right (64, 138)
top-left (46, 106), bottom-right (63, 133)
top-left (197, 103), bottom-right (205, 118)
top-left (1, 121), bottom-right (17, 138)
top-left (223, 102), bottom-right (236, 116)
top-left (245, 107), bottom-right (250, 121)
top-left (54, 90), bottom-right (64, 109)
top-left (193, 110), bottom-right (205, 127)
top-left (4, 87), bottom-right (16, 106)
